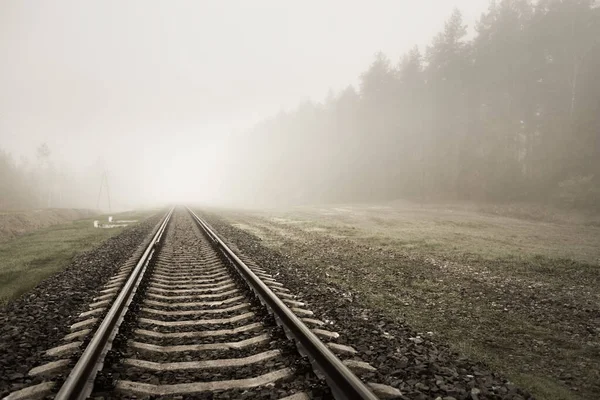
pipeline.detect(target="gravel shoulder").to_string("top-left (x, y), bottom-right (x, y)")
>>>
top-left (0, 212), bottom-right (162, 397)
top-left (204, 212), bottom-right (538, 400)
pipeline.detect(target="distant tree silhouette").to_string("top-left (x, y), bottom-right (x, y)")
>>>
top-left (237, 0), bottom-right (600, 209)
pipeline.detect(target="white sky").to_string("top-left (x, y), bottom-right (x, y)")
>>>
top-left (0, 0), bottom-right (488, 207)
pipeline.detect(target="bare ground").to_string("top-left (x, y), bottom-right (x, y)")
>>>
top-left (209, 201), bottom-right (600, 400)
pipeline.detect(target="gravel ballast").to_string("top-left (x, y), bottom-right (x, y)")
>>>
top-left (204, 212), bottom-right (533, 400)
top-left (93, 209), bottom-right (329, 399)
top-left (0, 212), bottom-right (162, 397)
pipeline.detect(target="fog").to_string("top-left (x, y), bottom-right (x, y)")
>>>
top-left (1, 1), bottom-right (599, 210)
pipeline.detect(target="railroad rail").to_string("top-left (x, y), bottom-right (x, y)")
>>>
top-left (56, 207), bottom-right (174, 399)
top-left (187, 208), bottom-right (378, 400)
top-left (37, 207), bottom-right (381, 399)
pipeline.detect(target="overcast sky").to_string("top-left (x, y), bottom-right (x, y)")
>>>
top-left (0, 0), bottom-right (488, 206)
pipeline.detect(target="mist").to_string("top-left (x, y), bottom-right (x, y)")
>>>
top-left (1, 1), bottom-right (599, 211)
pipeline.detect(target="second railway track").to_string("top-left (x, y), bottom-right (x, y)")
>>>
top-left (6, 207), bottom-right (401, 399)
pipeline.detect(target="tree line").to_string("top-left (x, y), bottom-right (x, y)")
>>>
top-left (0, 144), bottom-right (95, 210)
top-left (235, 0), bottom-right (600, 209)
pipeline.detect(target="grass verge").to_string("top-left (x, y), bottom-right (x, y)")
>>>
top-left (0, 210), bottom-right (155, 304)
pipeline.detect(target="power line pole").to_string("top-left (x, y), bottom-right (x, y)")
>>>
top-left (96, 171), bottom-right (112, 212)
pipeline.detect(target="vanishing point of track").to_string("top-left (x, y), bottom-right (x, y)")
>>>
top-left (46, 207), bottom-right (379, 399)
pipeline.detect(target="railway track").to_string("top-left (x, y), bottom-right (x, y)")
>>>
top-left (5, 208), bottom-right (400, 399)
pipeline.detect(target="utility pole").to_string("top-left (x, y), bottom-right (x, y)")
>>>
top-left (96, 171), bottom-right (112, 212)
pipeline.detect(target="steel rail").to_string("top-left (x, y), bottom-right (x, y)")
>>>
top-left (186, 207), bottom-right (378, 400)
top-left (55, 207), bottom-right (175, 400)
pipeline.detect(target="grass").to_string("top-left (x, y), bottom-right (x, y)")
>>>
top-left (285, 202), bottom-right (600, 264)
top-left (217, 200), bottom-right (600, 400)
top-left (0, 210), bottom-right (155, 304)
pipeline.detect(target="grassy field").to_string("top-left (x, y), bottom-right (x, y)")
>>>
top-left (216, 201), bottom-right (600, 400)
top-left (0, 208), bottom-right (98, 242)
top-left (267, 202), bottom-right (600, 264)
top-left (0, 210), bottom-right (156, 304)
